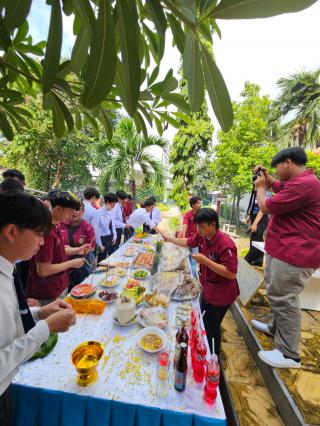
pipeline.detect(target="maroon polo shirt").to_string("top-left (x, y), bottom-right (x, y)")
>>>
top-left (187, 230), bottom-right (239, 306)
top-left (265, 170), bottom-right (320, 268)
top-left (27, 225), bottom-right (69, 300)
top-left (184, 210), bottom-right (198, 238)
top-left (60, 220), bottom-right (96, 252)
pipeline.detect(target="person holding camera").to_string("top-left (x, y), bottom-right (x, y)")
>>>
top-left (251, 147), bottom-right (320, 369)
top-left (245, 165), bottom-right (270, 267)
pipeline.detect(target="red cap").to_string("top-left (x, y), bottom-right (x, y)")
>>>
top-left (159, 352), bottom-right (169, 366)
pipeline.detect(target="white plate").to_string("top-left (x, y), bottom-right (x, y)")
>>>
top-left (137, 327), bottom-right (167, 354)
top-left (132, 269), bottom-right (151, 280)
top-left (138, 307), bottom-right (168, 329)
top-left (98, 290), bottom-right (119, 303)
top-left (101, 277), bottom-right (119, 289)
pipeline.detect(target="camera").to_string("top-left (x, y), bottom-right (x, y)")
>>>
top-left (252, 167), bottom-right (263, 182)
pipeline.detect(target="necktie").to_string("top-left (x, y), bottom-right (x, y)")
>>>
top-left (109, 217), bottom-right (114, 237)
top-left (150, 210), bottom-right (153, 220)
top-left (121, 205), bottom-right (126, 223)
top-left (13, 267), bottom-right (36, 333)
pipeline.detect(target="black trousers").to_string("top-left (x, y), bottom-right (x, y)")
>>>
top-left (0, 386), bottom-right (11, 426)
top-left (115, 228), bottom-right (123, 250)
top-left (124, 227), bottom-right (134, 241)
top-left (200, 296), bottom-right (230, 356)
top-left (98, 235), bottom-right (115, 262)
top-left (245, 214), bottom-right (269, 266)
top-left (143, 224), bottom-right (156, 234)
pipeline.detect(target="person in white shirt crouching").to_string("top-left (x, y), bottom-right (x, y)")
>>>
top-left (127, 198), bottom-right (158, 232)
top-left (0, 191), bottom-right (76, 425)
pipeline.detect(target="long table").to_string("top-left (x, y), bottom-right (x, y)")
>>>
top-left (12, 237), bottom-right (226, 426)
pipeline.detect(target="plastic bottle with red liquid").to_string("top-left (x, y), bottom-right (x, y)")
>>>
top-left (193, 330), bottom-right (207, 383)
top-left (203, 340), bottom-right (220, 405)
top-left (190, 308), bottom-right (199, 350)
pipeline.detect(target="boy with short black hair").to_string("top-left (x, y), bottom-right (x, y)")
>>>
top-left (83, 187), bottom-right (102, 251)
top-left (0, 191), bottom-right (76, 425)
top-left (2, 168), bottom-right (25, 185)
top-left (127, 198), bottom-right (158, 231)
top-left (113, 190), bottom-right (130, 249)
top-left (183, 196), bottom-right (202, 238)
top-left (98, 193), bottom-right (118, 260)
top-left (161, 208), bottom-right (239, 356)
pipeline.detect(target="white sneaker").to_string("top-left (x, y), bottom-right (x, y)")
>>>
top-left (251, 320), bottom-right (274, 336)
top-left (258, 349), bottom-right (301, 369)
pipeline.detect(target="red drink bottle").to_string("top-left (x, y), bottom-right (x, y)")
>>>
top-left (193, 330), bottom-right (207, 383)
top-left (203, 353), bottom-right (220, 405)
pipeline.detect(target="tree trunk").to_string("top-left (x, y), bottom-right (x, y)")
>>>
top-left (131, 179), bottom-right (137, 204)
top-left (52, 159), bottom-right (63, 188)
top-left (235, 192), bottom-right (241, 227)
top-left (230, 194), bottom-right (236, 224)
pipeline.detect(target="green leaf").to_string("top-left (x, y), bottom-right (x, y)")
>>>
top-left (154, 115), bottom-right (163, 136)
top-left (159, 112), bottom-right (179, 128)
top-left (183, 31), bottom-right (204, 112)
top-left (42, 0), bottom-right (62, 93)
top-left (210, 0), bottom-right (318, 19)
top-left (99, 108), bottom-right (113, 140)
top-left (3, 0), bottom-right (32, 31)
top-left (138, 103), bottom-right (153, 126)
top-left (83, 0), bottom-right (116, 108)
top-left (43, 92), bottom-right (65, 138)
top-left (135, 111), bottom-right (148, 140)
top-left (147, 0), bottom-right (167, 34)
top-left (75, 110), bottom-right (82, 130)
top-left (53, 93), bottom-right (74, 132)
top-left (148, 66), bottom-right (159, 87)
top-left (0, 109), bottom-right (14, 140)
top-left (166, 13), bottom-right (186, 55)
top-left (70, 25), bottom-right (90, 74)
top-left (74, 0), bottom-right (95, 37)
top-left (211, 19), bottom-right (221, 39)
top-left (150, 70), bottom-right (178, 95)
top-left (16, 43), bottom-right (44, 56)
top-left (161, 93), bottom-right (191, 114)
top-left (117, 0), bottom-right (141, 116)
top-left (13, 21), bottom-right (29, 44)
top-left (172, 111), bottom-right (194, 125)
top-left (62, 0), bottom-right (73, 15)
top-left (200, 44), bottom-right (233, 131)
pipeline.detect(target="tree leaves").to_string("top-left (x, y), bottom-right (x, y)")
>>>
top-left (3, 0), bottom-right (32, 31)
top-left (210, 0), bottom-right (318, 19)
top-left (166, 13), bottom-right (186, 54)
top-left (183, 31), bottom-right (204, 112)
top-left (83, 0), bottom-right (116, 108)
top-left (200, 44), bottom-right (233, 131)
top-left (42, 0), bottom-right (62, 93)
top-left (0, 109), bottom-right (14, 140)
top-left (117, 0), bottom-right (141, 116)
top-left (147, 0), bottom-right (167, 34)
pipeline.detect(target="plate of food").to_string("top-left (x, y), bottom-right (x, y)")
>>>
top-left (144, 291), bottom-right (169, 308)
top-left (121, 279), bottom-right (146, 305)
top-left (132, 237), bottom-right (144, 243)
top-left (93, 266), bottom-right (108, 274)
top-left (133, 252), bottom-right (155, 270)
top-left (173, 303), bottom-right (192, 328)
top-left (170, 274), bottom-right (202, 301)
top-left (107, 268), bottom-right (126, 278)
top-left (137, 327), bottom-right (167, 354)
top-left (138, 307), bottom-right (168, 329)
top-left (113, 261), bottom-right (131, 269)
top-left (98, 290), bottom-right (119, 303)
top-left (135, 232), bottom-right (148, 239)
top-left (101, 276), bottom-right (119, 288)
top-left (132, 269), bottom-right (151, 280)
top-left (124, 247), bottom-right (138, 257)
top-left (71, 283), bottom-right (96, 299)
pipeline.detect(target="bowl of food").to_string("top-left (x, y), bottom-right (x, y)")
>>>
top-left (122, 279), bottom-right (146, 305)
top-left (132, 269), bottom-right (150, 280)
top-left (137, 327), bottom-right (167, 354)
top-left (145, 292), bottom-right (169, 308)
top-left (101, 276), bottom-right (118, 288)
top-left (139, 307), bottom-right (168, 329)
top-left (98, 290), bottom-right (119, 303)
top-left (71, 283), bottom-right (96, 299)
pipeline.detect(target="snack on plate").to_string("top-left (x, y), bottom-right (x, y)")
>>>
top-left (65, 296), bottom-right (106, 314)
top-left (152, 271), bottom-right (181, 296)
top-left (135, 232), bottom-right (148, 238)
top-left (140, 333), bottom-right (163, 352)
top-left (102, 276), bottom-right (118, 288)
top-left (132, 269), bottom-right (149, 280)
top-left (107, 268), bottom-right (126, 278)
top-left (172, 274), bottom-right (202, 300)
top-left (124, 247), bottom-right (137, 257)
top-left (98, 290), bottom-right (118, 303)
top-left (145, 291), bottom-right (169, 308)
top-left (139, 307), bottom-right (168, 328)
top-left (71, 283), bottom-right (96, 298)
top-left (174, 303), bottom-right (192, 328)
top-left (132, 237), bottom-right (143, 243)
top-left (122, 279), bottom-right (146, 304)
top-left (115, 261), bottom-right (130, 269)
top-left (134, 252), bottom-right (155, 270)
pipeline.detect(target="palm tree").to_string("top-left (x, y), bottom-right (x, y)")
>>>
top-left (269, 69), bottom-right (320, 148)
top-left (99, 118), bottom-right (167, 202)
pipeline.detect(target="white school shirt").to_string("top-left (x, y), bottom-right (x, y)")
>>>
top-left (151, 207), bottom-right (161, 225)
top-left (113, 202), bottom-right (126, 229)
top-left (127, 208), bottom-right (156, 229)
top-left (0, 255), bottom-right (49, 395)
top-left (99, 206), bottom-right (116, 237)
top-left (83, 200), bottom-right (101, 246)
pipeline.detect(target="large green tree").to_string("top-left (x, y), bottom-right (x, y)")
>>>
top-left (1, 98), bottom-right (93, 191)
top-left (212, 82), bottom-right (277, 224)
top-left (270, 69), bottom-right (320, 147)
top-left (99, 117), bottom-right (167, 202)
top-left (0, 1), bottom-right (317, 141)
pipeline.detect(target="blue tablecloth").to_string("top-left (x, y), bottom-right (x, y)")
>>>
top-left (11, 384), bottom-right (226, 426)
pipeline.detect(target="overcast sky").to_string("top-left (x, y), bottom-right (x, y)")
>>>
top-left (29, 1), bottom-right (320, 145)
